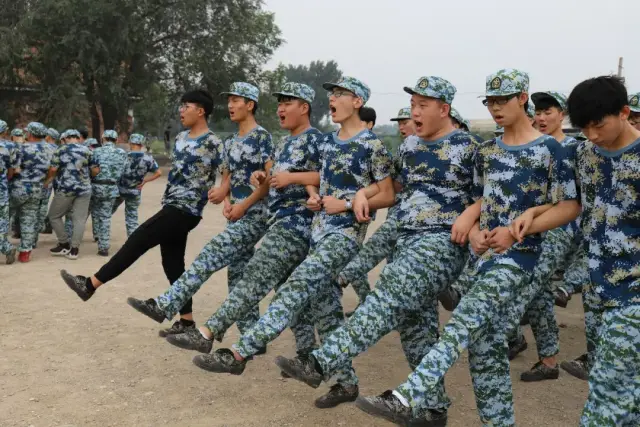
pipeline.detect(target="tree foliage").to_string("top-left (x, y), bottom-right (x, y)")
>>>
top-left (0, 0), bottom-right (282, 135)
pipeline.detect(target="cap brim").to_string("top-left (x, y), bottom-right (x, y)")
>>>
top-left (403, 87), bottom-right (417, 95)
top-left (630, 106), bottom-right (640, 113)
top-left (272, 91), bottom-right (305, 101)
top-left (390, 117), bottom-right (410, 122)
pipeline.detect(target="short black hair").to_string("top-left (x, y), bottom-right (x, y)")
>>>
top-left (241, 98), bottom-right (258, 115)
top-left (360, 107), bottom-right (376, 127)
top-left (567, 76), bottom-right (628, 128)
top-left (277, 95), bottom-right (312, 118)
top-left (80, 128), bottom-right (89, 139)
top-left (532, 93), bottom-right (562, 112)
top-left (181, 89), bottom-right (214, 118)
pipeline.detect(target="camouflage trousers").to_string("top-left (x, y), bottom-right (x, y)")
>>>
top-left (339, 216), bottom-right (399, 304)
top-left (580, 305), bottom-right (640, 427)
top-left (310, 231), bottom-right (467, 410)
top-left (396, 263), bottom-right (531, 426)
top-left (507, 228), bottom-right (575, 358)
top-left (90, 196), bottom-right (117, 251)
top-left (112, 194), bottom-right (142, 237)
top-left (9, 194), bottom-right (41, 252)
top-left (582, 283), bottom-right (603, 371)
top-left (557, 243), bottom-right (589, 296)
top-left (37, 187), bottom-right (52, 231)
top-left (0, 188), bottom-right (14, 255)
top-left (156, 213), bottom-right (267, 334)
top-left (232, 231), bottom-right (364, 385)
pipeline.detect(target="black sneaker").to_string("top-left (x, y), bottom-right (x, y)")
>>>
top-left (97, 249), bottom-right (109, 257)
top-left (554, 287), bottom-right (571, 308)
top-left (255, 346), bottom-right (267, 356)
top-left (193, 348), bottom-right (247, 375)
top-left (508, 336), bottom-right (528, 361)
top-left (560, 354), bottom-right (589, 381)
top-left (520, 312), bottom-right (530, 326)
top-left (315, 383), bottom-right (359, 409)
top-left (60, 269), bottom-right (95, 301)
top-left (158, 319), bottom-right (196, 338)
top-left (355, 390), bottom-right (447, 427)
top-left (6, 248), bottom-right (16, 265)
top-left (438, 287), bottom-right (461, 312)
top-left (274, 354), bottom-right (323, 389)
top-left (520, 361), bottom-right (560, 382)
top-left (50, 242), bottom-right (70, 256)
top-left (65, 247), bottom-right (79, 260)
top-left (126, 297), bottom-right (166, 323)
top-left (165, 328), bottom-right (213, 353)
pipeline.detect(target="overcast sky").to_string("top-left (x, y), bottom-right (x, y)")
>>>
top-left (264, 0), bottom-right (639, 124)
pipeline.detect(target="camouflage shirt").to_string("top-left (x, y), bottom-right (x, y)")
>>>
top-left (576, 138), bottom-right (640, 308)
top-left (91, 142), bottom-right (128, 198)
top-left (474, 135), bottom-right (578, 272)
top-left (0, 140), bottom-right (21, 170)
top-left (0, 143), bottom-right (12, 201)
top-left (312, 129), bottom-right (392, 243)
top-left (222, 126), bottom-right (272, 218)
top-left (11, 141), bottom-right (56, 197)
top-left (51, 143), bottom-right (94, 197)
top-left (162, 130), bottom-right (223, 217)
top-left (268, 128), bottom-right (322, 239)
top-left (393, 130), bottom-right (477, 233)
top-left (119, 152), bottom-right (159, 196)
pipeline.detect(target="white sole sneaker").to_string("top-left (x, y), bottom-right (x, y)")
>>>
top-left (50, 249), bottom-right (70, 256)
top-left (65, 251), bottom-right (79, 260)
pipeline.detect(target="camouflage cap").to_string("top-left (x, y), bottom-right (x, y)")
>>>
top-left (272, 82), bottom-right (315, 104)
top-left (495, 126), bottom-right (505, 135)
top-left (404, 76), bottom-right (456, 105)
top-left (85, 138), bottom-right (99, 148)
top-left (485, 68), bottom-right (529, 96)
top-left (129, 133), bottom-right (145, 145)
top-left (450, 107), bottom-right (464, 125)
top-left (11, 128), bottom-right (24, 137)
top-left (527, 101), bottom-right (536, 119)
top-left (390, 107), bottom-right (412, 122)
top-left (26, 122), bottom-right (49, 138)
top-left (102, 129), bottom-right (118, 140)
top-left (628, 92), bottom-right (640, 113)
top-left (531, 91), bottom-right (568, 111)
top-left (48, 128), bottom-right (60, 140)
top-left (62, 129), bottom-right (81, 139)
top-left (322, 76), bottom-right (371, 105)
top-left (0, 120), bottom-right (7, 134)
top-left (220, 82), bottom-right (260, 102)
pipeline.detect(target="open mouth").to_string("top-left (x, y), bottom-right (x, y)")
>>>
top-left (329, 105), bottom-right (337, 115)
top-left (414, 120), bottom-right (423, 131)
top-left (494, 115), bottom-right (504, 122)
top-left (538, 124), bottom-right (547, 131)
top-left (278, 114), bottom-right (286, 123)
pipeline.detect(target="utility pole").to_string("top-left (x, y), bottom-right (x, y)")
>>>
top-left (618, 57), bottom-right (625, 83)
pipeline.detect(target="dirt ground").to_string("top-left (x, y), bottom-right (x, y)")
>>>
top-left (0, 175), bottom-right (590, 427)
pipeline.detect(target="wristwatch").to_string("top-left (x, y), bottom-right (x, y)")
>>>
top-left (345, 200), bottom-right (353, 211)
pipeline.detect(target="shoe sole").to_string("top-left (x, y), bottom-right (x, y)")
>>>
top-left (165, 335), bottom-right (212, 354)
top-left (60, 269), bottom-right (91, 302)
top-left (192, 355), bottom-right (244, 375)
top-left (314, 392), bottom-right (358, 409)
top-left (51, 250), bottom-right (70, 256)
top-left (65, 254), bottom-right (79, 260)
top-left (355, 396), bottom-right (410, 426)
top-left (560, 362), bottom-right (589, 381)
top-left (274, 356), bottom-right (322, 389)
top-left (554, 298), bottom-right (569, 308)
top-left (126, 297), bottom-right (166, 323)
top-left (520, 372), bottom-right (560, 382)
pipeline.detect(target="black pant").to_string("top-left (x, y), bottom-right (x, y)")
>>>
top-left (95, 205), bottom-right (201, 315)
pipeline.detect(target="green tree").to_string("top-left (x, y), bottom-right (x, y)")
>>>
top-left (284, 60), bottom-right (342, 128)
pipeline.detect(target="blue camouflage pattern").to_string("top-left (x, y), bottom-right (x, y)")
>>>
top-left (312, 129), bottom-right (392, 243)
top-left (485, 68), bottom-right (529, 96)
top-left (47, 128), bottom-right (60, 141)
top-left (11, 141), bottom-right (56, 198)
top-left (26, 122), bottom-right (48, 138)
top-left (11, 129), bottom-right (24, 138)
top-left (272, 82), bottom-right (315, 104)
top-left (629, 92), bottom-right (640, 113)
top-left (0, 120), bottom-right (7, 134)
top-left (322, 76), bottom-right (371, 104)
top-left (0, 143), bottom-right (15, 254)
top-left (533, 91), bottom-right (568, 111)
top-left (222, 126), bottom-right (272, 217)
top-left (119, 152), bottom-right (159, 196)
top-left (391, 107), bottom-right (412, 122)
top-left (267, 128), bottom-right (321, 239)
top-left (576, 138), bottom-right (640, 307)
top-left (221, 82), bottom-right (260, 102)
top-left (91, 142), bottom-right (127, 198)
top-left (473, 135), bottom-right (578, 272)
top-left (162, 130), bottom-right (223, 217)
top-left (129, 133), bottom-right (145, 145)
top-left (50, 143), bottom-right (94, 196)
top-left (404, 76), bottom-right (457, 105)
top-left (112, 194), bottom-right (142, 237)
top-left (84, 138), bottom-right (99, 148)
top-left (394, 131), bottom-right (476, 233)
top-left (102, 129), bottom-right (118, 140)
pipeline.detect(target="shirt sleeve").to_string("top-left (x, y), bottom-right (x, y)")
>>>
top-left (261, 130), bottom-right (273, 166)
top-left (149, 157), bottom-right (159, 173)
top-left (548, 143), bottom-right (578, 204)
top-left (472, 143), bottom-right (485, 201)
top-left (50, 146), bottom-right (61, 169)
top-left (305, 134), bottom-right (322, 172)
top-left (88, 150), bottom-right (97, 167)
top-left (369, 138), bottom-right (393, 182)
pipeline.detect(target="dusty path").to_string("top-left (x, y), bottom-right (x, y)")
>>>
top-left (0, 176), bottom-right (589, 426)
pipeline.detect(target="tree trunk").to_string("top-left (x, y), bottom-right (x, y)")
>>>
top-left (90, 100), bottom-right (101, 140)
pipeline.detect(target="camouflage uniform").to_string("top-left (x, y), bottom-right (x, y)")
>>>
top-left (304, 78), bottom-right (475, 412)
top-left (9, 123), bottom-right (55, 252)
top-left (113, 134), bottom-right (159, 237)
top-left (574, 139), bottom-right (640, 426)
top-left (155, 111), bottom-right (273, 334)
top-left (227, 77), bottom-right (388, 382)
top-left (89, 131), bottom-right (127, 251)
top-left (394, 70), bottom-right (579, 426)
top-left (0, 137), bottom-right (15, 257)
top-left (49, 134), bottom-right (95, 248)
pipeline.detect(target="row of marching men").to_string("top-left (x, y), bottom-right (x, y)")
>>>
top-left (0, 121), bottom-right (161, 263)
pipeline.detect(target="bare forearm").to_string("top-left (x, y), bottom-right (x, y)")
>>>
top-left (306, 185), bottom-right (319, 197)
top-left (290, 171), bottom-right (320, 187)
top-left (145, 170), bottom-right (162, 183)
top-left (365, 177), bottom-right (394, 210)
top-left (462, 199), bottom-right (482, 223)
top-left (526, 201), bottom-right (581, 235)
